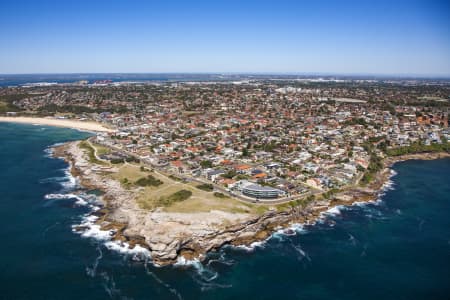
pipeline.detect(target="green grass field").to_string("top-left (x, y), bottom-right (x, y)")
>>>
top-left (109, 163), bottom-right (269, 214)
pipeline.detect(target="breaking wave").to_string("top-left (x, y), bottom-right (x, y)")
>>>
top-left (44, 191), bottom-right (100, 208)
top-left (232, 240), bottom-right (266, 252)
top-left (72, 212), bottom-right (152, 262)
top-left (174, 257), bottom-right (232, 292)
top-left (42, 161), bottom-right (151, 264)
top-left (42, 142), bottom-right (66, 158)
top-left (104, 241), bottom-right (151, 261)
top-left (40, 166), bottom-right (78, 191)
top-left (272, 223), bottom-right (308, 242)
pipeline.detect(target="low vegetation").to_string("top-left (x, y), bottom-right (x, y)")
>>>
top-left (140, 166), bottom-right (152, 172)
top-left (196, 183), bottom-right (214, 192)
top-left (155, 189), bottom-right (192, 207)
top-left (78, 141), bottom-right (105, 165)
top-left (213, 192), bottom-right (228, 198)
top-left (112, 164), bottom-right (266, 214)
top-left (386, 141), bottom-right (450, 156)
top-left (0, 94), bottom-right (28, 113)
top-left (276, 195), bottom-right (315, 212)
top-left (92, 143), bottom-right (111, 156)
top-left (359, 142), bottom-right (384, 185)
top-left (200, 160), bottom-right (213, 168)
top-left (169, 174), bottom-right (183, 182)
top-left (135, 175), bottom-right (163, 187)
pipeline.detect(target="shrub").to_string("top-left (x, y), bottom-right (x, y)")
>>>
top-left (156, 189), bottom-right (192, 206)
top-left (135, 175), bottom-right (163, 187)
top-left (196, 183), bottom-right (214, 192)
top-left (213, 192), bottom-right (228, 198)
top-left (110, 158), bottom-right (124, 164)
top-left (200, 160), bottom-right (213, 168)
top-left (169, 175), bottom-right (183, 182)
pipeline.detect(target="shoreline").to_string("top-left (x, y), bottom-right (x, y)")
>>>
top-left (0, 116), bottom-right (114, 133)
top-left (53, 141), bottom-right (449, 266)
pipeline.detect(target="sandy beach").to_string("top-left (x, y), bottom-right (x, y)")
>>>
top-left (0, 116), bottom-right (114, 132)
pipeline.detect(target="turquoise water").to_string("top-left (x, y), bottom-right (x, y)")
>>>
top-left (0, 122), bottom-right (449, 300)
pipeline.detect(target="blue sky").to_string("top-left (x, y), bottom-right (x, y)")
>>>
top-left (0, 0), bottom-right (449, 75)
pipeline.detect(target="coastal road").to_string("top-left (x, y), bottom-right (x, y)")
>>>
top-left (91, 137), bottom-right (324, 206)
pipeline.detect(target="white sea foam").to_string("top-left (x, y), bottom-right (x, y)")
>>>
top-left (72, 211), bottom-right (153, 263)
top-left (43, 147), bottom-right (53, 158)
top-left (174, 256), bottom-right (202, 267)
top-left (233, 240), bottom-right (266, 252)
top-left (43, 192), bottom-right (99, 207)
top-left (348, 233), bottom-right (358, 246)
top-left (86, 245), bottom-right (103, 277)
top-left (381, 169), bottom-right (397, 192)
top-left (60, 167), bottom-right (77, 190)
top-left (292, 223), bottom-right (308, 234)
top-left (271, 223), bottom-right (306, 241)
top-left (271, 232), bottom-right (286, 242)
top-left (44, 193), bottom-right (85, 204)
top-left (80, 224), bottom-right (113, 240)
top-left (40, 168), bottom-right (78, 191)
top-left (43, 142), bottom-right (65, 158)
top-left (74, 214), bottom-right (113, 240)
top-left (292, 244), bottom-right (311, 262)
top-left (174, 255), bottom-right (218, 283)
top-left (324, 205), bottom-right (344, 216)
top-left (104, 240), bottom-right (151, 260)
top-left (175, 257), bottom-right (229, 291)
top-left (233, 244), bottom-right (254, 252)
top-left (206, 252), bottom-right (235, 267)
top-left (144, 260), bottom-right (184, 299)
top-left (98, 271), bottom-right (125, 299)
top-left (350, 169), bottom-right (397, 212)
top-left (41, 141), bottom-right (157, 266)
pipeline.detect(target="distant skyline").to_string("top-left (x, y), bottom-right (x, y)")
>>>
top-left (1, 0), bottom-right (449, 76)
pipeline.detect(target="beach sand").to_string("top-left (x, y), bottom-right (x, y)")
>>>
top-left (0, 116), bottom-right (114, 132)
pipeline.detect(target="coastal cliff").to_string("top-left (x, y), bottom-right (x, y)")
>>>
top-left (54, 141), bottom-right (449, 266)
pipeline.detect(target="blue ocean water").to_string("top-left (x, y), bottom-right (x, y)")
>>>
top-left (0, 74), bottom-right (171, 87)
top-left (0, 74), bottom-right (236, 87)
top-left (0, 122), bottom-right (449, 300)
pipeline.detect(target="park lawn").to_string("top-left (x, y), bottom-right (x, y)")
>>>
top-left (109, 163), bottom-right (269, 214)
top-left (78, 141), bottom-right (107, 165)
top-left (163, 187), bottom-right (258, 214)
top-left (91, 142), bottom-right (111, 156)
top-left (110, 163), bottom-right (153, 181)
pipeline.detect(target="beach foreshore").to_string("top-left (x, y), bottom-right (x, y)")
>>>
top-left (53, 140), bottom-right (449, 266)
top-left (0, 116), bottom-right (114, 132)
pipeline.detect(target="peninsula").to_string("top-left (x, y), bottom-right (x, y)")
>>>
top-left (2, 77), bottom-right (449, 265)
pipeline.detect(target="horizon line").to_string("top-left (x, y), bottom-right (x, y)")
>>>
top-left (1, 72), bottom-right (450, 79)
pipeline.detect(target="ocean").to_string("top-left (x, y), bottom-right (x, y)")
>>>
top-left (0, 74), bottom-right (172, 87)
top-left (0, 74), bottom-right (237, 87)
top-left (0, 122), bottom-right (449, 300)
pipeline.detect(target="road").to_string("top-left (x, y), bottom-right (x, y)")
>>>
top-left (90, 137), bottom-right (324, 205)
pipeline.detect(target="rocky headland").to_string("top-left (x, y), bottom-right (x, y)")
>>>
top-left (53, 140), bottom-right (449, 266)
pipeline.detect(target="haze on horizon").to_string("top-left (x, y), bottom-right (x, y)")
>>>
top-left (1, 0), bottom-right (449, 76)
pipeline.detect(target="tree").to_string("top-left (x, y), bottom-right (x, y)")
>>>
top-left (200, 160), bottom-right (213, 168)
